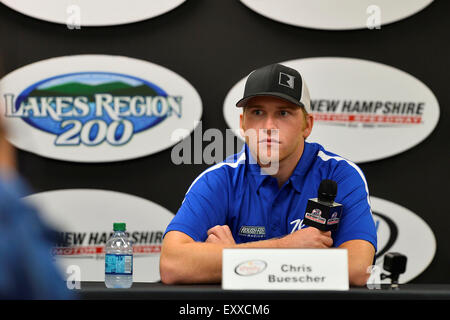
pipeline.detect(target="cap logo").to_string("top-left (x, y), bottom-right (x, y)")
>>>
top-left (279, 72), bottom-right (295, 89)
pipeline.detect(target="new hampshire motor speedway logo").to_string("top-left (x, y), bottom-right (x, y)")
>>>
top-left (0, 55), bottom-right (202, 162)
top-left (53, 230), bottom-right (164, 258)
top-left (4, 72), bottom-right (181, 146)
top-left (24, 188), bottom-right (175, 282)
top-left (310, 99), bottom-right (424, 127)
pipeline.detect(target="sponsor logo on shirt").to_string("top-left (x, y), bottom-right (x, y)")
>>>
top-left (239, 226), bottom-right (266, 238)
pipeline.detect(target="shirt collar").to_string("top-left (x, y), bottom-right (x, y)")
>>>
top-left (245, 142), bottom-right (318, 194)
top-left (245, 144), bottom-right (269, 193)
top-left (288, 142), bottom-right (318, 192)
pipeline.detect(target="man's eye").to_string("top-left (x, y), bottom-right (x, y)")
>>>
top-left (253, 110), bottom-right (263, 115)
top-left (280, 110), bottom-right (290, 116)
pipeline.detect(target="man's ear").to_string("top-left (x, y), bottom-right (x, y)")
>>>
top-left (303, 114), bottom-right (314, 139)
top-left (239, 113), bottom-right (245, 138)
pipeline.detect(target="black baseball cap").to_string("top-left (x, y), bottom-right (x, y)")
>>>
top-left (236, 63), bottom-right (311, 113)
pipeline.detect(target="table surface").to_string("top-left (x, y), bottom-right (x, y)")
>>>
top-left (77, 282), bottom-right (450, 300)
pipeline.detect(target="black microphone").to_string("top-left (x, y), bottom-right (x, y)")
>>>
top-left (303, 179), bottom-right (343, 232)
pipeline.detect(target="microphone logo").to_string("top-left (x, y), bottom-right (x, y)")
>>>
top-left (327, 212), bottom-right (340, 225)
top-left (305, 208), bottom-right (326, 225)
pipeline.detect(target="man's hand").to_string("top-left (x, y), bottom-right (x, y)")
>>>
top-left (206, 225), bottom-right (236, 246)
top-left (281, 227), bottom-right (333, 248)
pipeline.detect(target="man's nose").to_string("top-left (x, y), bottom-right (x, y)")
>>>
top-left (263, 116), bottom-right (279, 138)
top-left (263, 115), bottom-right (278, 133)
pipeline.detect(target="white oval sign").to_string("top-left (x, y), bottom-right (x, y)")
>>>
top-left (240, 0), bottom-right (433, 30)
top-left (370, 196), bottom-right (436, 283)
top-left (0, 0), bottom-right (186, 27)
top-left (0, 55), bottom-right (202, 163)
top-left (24, 189), bottom-right (175, 283)
top-left (223, 57), bottom-right (439, 163)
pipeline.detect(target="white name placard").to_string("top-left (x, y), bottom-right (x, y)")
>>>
top-left (222, 248), bottom-right (349, 291)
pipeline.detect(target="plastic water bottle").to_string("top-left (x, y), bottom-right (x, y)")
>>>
top-left (105, 222), bottom-right (133, 288)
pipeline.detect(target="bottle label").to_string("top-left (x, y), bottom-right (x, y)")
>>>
top-left (105, 254), bottom-right (133, 275)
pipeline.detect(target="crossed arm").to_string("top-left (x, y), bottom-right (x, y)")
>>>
top-left (160, 225), bottom-right (375, 286)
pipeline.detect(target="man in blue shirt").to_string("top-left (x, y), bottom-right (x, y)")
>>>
top-left (161, 64), bottom-right (377, 286)
top-left (0, 120), bottom-right (74, 299)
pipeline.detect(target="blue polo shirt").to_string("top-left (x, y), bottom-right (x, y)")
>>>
top-left (164, 142), bottom-right (377, 251)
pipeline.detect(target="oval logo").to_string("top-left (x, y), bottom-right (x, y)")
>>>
top-left (370, 197), bottom-right (436, 283)
top-left (224, 57), bottom-right (439, 163)
top-left (1, 0), bottom-right (186, 27)
top-left (240, 0), bottom-right (433, 30)
top-left (0, 55), bottom-right (202, 162)
top-left (235, 260), bottom-right (267, 276)
top-left (23, 189), bottom-right (175, 283)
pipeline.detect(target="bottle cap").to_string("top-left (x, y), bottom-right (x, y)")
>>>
top-left (113, 222), bottom-right (126, 231)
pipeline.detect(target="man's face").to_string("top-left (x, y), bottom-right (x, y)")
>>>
top-left (239, 95), bottom-right (313, 166)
